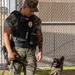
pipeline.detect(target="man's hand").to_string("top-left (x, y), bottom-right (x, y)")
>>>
top-left (36, 51), bottom-right (42, 62)
top-left (8, 51), bottom-right (16, 61)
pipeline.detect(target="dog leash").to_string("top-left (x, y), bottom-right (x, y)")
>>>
top-left (2, 60), bottom-right (9, 75)
top-left (14, 57), bottom-right (48, 71)
top-left (2, 57), bottom-right (48, 75)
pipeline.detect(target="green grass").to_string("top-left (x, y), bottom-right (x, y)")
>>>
top-left (0, 66), bottom-right (75, 75)
top-left (0, 70), bottom-right (75, 75)
top-left (63, 66), bottom-right (75, 70)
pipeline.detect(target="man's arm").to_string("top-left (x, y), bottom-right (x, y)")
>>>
top-left (36, 30), bottom-right (43, 51)
top-left (36, 30), bottom-right (43, 61)
top-left (3, 12), bottom-right (17, 61)
top-left (4, 26), bottom-right (12, 53)
top-left (33, 15), bottom-right (43, 61)
top-left (3, 26), bottom-right (16, 61)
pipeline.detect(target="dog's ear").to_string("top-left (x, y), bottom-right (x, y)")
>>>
top-left (60, 56), bottom-right (64, 62)
top-left (53, 58), bottom-right (56, 61)
top-left (60, 56), bottom-right (64, 71)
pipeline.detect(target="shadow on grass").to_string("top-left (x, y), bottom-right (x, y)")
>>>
top-left (0, 70), bottom-right (75, 75)
top-left (35, 70), bottom-right (75, 75)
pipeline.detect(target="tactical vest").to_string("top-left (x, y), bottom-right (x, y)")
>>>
top-left (11, 11), bottom-right (37, 48)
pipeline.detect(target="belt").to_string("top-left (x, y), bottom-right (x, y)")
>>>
top-left (13, 38), bottom-right (29, 48)
top-left (13, 37), bottom-right (36, 48)
top-left (14, 42), bottom-right (30, 48)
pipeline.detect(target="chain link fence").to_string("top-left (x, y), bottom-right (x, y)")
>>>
top-left (0, 0), bottom-right (75, 69)
top-left (0, 0), bottom-right (8, 69)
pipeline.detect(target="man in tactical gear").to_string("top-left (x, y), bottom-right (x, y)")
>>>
top-left (3, 0), bottom-right (43, 75)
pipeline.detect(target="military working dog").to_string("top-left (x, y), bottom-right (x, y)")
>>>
top-left (47, 56), bottom-right (64, 75)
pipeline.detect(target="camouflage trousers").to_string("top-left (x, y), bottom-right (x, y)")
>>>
top-left (9, 47), bottom-right (37, 75)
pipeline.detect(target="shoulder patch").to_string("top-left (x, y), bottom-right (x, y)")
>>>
top-left (5, 12), bottom-right (17, 27)
top-left (11, 10), bottom-right (21, 19)
top-left (32, 15), bottom-right (41, 26)
top-left (10, 10), bottom-right (21, 27)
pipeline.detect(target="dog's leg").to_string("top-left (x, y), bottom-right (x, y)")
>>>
top-left (58, 74), bottom-right (61, 75)
top-left (54, 72), bottom-right (57, 75)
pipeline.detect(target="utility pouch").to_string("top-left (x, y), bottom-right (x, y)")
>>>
top-left (29, 33), bottom-right (37, 48)
top-left (2, 40), bottom-right (15, 61)
top-left (2, 46), bottom-right (8, 61)
top-left (14, 38), bottom-right (30, 48)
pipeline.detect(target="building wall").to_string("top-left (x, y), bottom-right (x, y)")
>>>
top-left (0, 0), bottom-right (8, 64)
